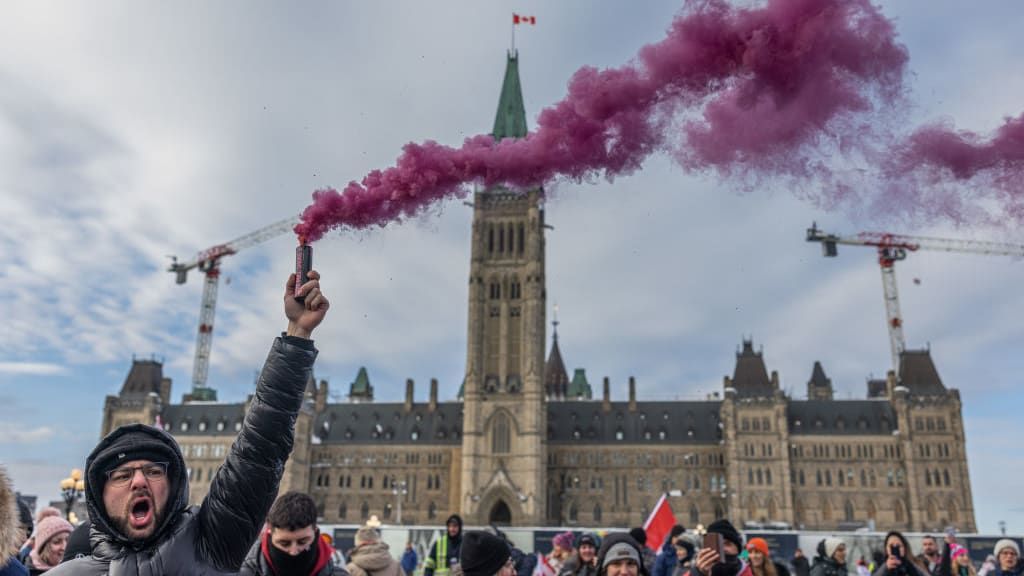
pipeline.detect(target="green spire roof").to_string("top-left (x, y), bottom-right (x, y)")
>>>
top-left (568, 368), bottom-right (593, 400)
top-left (349, 366), bottom-right (374, 400)
top-left (492, 52), bottom-right (528, 140)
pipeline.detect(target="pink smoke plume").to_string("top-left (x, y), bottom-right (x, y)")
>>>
top-left (295, 0), bottom-right (1021, 242)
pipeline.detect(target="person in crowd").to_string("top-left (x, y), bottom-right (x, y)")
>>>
top-left (241, 491), bottom-right (347, 576)
top-left (948, 546), bottom-right (976, 576)
top-left (669, 536), bottom-right (694, 576)
top-left (871, 531), bottom-right (928, 576)
top-left (561, 533), bottom-right (601, 576)
top-left (596, 533), bottom-right (647, 576)
top-left (425, 515), bottom-right (464, 576)
top-left (46, 270), bottom-right (328, 576)
top-left (1, 467), bottom-right (29, 576)
top-left (653, 527), bottom-right (687, 576)
top-left (402, 542), bottom-right (419, 576)
top-left (856, 559), bottom-right (870, 576)
top-left (746, 538), bottom-right (789, 576)
top-left (59, 521), bottom-right (90, 564)
top-left (809, 538), bottom-right (846, 576)
top-left (691, 520), bottom-right (748, 576)
top-left (978, 556), bottom-right (997, 576)
top-left (549, 533), bottom-right (576, 576)
top-left (347, 526), bottom-right (403, 576)
top-left (791, 550), bottom-right (810, 576)
top-left (991, 541), bottom-right (1022, 576)
top-left (919, 538), bottom-right (942, 576)
top-left (629, 530), bottom-right (657, 576)
top-left (23, 517), bottom-right (71, 575)
top-left (460, 531), bottom-right (514, 576)
top-left (18, 509), bottom-right (61, 565)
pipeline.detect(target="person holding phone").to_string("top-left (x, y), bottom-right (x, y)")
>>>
top-left (692, 520), bottom-right (750, 576)
top-left (871, 532), bottom-right (928, 576)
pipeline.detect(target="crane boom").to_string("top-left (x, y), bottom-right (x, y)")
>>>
top-left (806, 223), bottom-right (1024, 373)
top-left (168, 215), bottom-right (301, 399)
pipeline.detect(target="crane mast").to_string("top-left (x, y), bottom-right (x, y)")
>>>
top-left (169, 215), bottom-right (300, 400)
top-left (806, 223), bottom-right (1024, 373)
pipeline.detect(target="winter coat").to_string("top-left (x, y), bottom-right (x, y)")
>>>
top-left (810, 557), bottom-right (848, 576)
top-left (240, 530), bottom-right (348, 576)
top-left (347, 543), bottom-right (405, 576)
top-left (560, 556), bottom-right (598, 576)
top-left (642, 549), bottom-right (659, 575)
top-left (654, 542), bottom-right (678, 576)
top-left (991, 564), bottom-right (1024, 576)
top-left (401, 548), bottom-right (419, 575)
top-left (872, 559), bottom-right (931, 576)
top-left (792, 558), bottom-right (811, 576)
top-left (1, 466), bottom-right (28, 576)
top-left (47, 335), bottom-right (318, 576)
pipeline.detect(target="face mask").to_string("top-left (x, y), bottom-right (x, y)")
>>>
top-left (268, 536), bottom-right (320, 576)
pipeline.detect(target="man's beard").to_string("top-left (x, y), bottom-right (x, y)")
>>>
top-left (112, 489), bottom-right (165, 540)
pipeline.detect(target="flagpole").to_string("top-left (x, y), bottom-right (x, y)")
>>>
top-left (511, 17), bottom-right (516, 55)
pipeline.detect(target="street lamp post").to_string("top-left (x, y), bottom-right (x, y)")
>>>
top-left (60, 468), bottom-right (85, 520)
top-left (391, 477), bottom-right (408, 524)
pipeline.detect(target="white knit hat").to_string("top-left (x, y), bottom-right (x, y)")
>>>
top-left (824, 537), bottom-right (845, 558)
top-left (994, 539), bottom-right (1020, 557)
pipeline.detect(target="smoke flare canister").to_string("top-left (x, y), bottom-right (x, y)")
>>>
top-left (295, 244), bottom-right (312, 302)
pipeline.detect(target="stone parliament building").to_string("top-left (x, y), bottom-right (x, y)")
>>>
top-left (101, 53), bottom-right (976, 532)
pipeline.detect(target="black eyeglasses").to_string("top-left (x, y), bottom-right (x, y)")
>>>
top-left (106, 462), bottom-right (169, 486)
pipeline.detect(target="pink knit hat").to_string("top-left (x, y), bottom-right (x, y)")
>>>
top-left (34, 516), bottom-right (73, 550)
top-left (952, 545), bottom-right (968, 560)
top-left (553, 531), bottom-right (575, 550)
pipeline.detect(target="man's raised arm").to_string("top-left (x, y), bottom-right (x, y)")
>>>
top-left (196, 270), bottom-right (330, 571)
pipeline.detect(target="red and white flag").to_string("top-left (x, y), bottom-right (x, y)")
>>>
top-left (513, 14), bottom-right (537, 25)
top-left (643, 493), bottom-right (678, 550)
top-left (533, 553), bottom-right (556, 576)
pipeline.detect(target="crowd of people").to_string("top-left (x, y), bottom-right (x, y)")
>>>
top-left (0, 272), bottom-right (1020, 576)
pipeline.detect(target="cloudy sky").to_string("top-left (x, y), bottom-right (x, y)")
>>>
top-left (1, 1), bottom-right (1022, 533)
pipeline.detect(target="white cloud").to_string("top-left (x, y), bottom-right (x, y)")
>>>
top-left (0, 424), bottom-right (56, 444)
top-left (0, 362), bottom-right (65, 375)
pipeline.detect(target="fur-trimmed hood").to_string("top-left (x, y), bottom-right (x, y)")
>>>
top-left (0, 465), bottom-right (22, 568)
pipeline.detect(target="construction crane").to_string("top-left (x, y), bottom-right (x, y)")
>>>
top-left (169, 215), bottom-right (300, 400)
top-left (806, 222), bottom-right (1024, 373)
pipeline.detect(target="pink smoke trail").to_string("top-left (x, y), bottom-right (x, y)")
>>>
top-left (297, 0), bottom-right (914, 242)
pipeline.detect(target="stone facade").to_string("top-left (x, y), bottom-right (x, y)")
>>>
top-left (100, 53), bottom-right (976, 532)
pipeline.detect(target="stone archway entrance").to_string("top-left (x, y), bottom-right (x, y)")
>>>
top-left (489, 500), bottom-right (512, 525)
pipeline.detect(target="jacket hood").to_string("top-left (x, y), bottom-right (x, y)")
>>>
top-left (0, 466), bottom-right (21, 569)
top-left (352, 542), bottom-right (398, 572)
top-left (85, 423), bottom-right (189, 550)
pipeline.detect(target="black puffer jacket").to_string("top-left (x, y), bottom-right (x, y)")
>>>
top-left (47, 336), bottom-right (317, 576)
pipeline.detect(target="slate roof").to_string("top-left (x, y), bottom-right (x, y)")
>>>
top-left (731, 340), bottom-right (775, 398)
top-left (787, 400), bottom-right (897, 435)
top-left (547, 401), bottom-right (723, 445)
top-left (313, 402), bottom-right (463, 445)
top-left (809, 361), bottom-right (831, 390)
top-left (545, 336), bottom-right (570, 398)
top-left (119, 359), bottom-right (165, 397)
top-left (162, 403), bottom-right (246, 436)
top-left (898, 350), bottom-right (947, 395)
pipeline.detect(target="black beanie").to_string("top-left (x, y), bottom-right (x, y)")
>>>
top-left (461, 530), bottom-right (511, 576)
top-left (670, 525), bottom-right (686, 539)
top-left (90, 428), bottom-right (179, 481)
top-left (62, 519), bottom-right (93, 562)
top-left (706, 519), bottom-right (742, 549)
top-left (629, 528), bottom-right (648, 546)
top-left (16, 496), bottom-right (33, 534)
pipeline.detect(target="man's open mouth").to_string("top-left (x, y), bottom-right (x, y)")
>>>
top-left (129, 497), bottom-right (153, 528)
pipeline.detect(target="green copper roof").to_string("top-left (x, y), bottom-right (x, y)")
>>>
top-left (492, 53), bottom-right (528, 140)
top-left (350, 366), bottom-right (373, 397)
top-left (568, 368), bottom-right (593, 400)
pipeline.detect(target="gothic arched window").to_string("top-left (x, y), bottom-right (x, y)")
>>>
top-left (492, 413), bottom-right (511, 454)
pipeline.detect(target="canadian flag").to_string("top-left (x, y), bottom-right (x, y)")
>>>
top-left (513, 14), bottom-right (537, 25)
top-left (643, 493), bottom-right (678, 550)
top-left (533, 553), bottom-right (556, 576)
